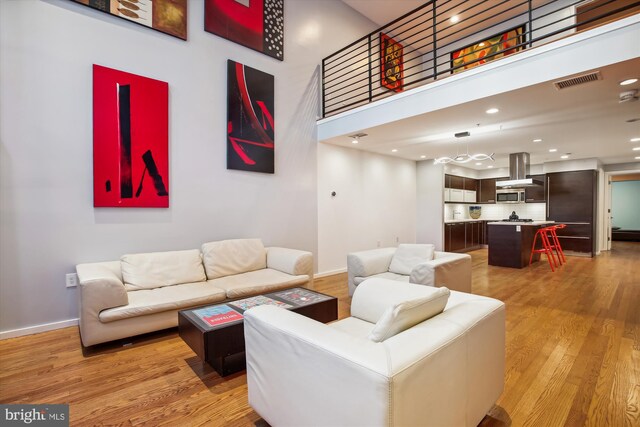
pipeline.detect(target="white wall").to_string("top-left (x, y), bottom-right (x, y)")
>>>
top-left (416, 161), bottom-right (445, 250)
top-left (317, 144), bottom-right (416, 273)
top-left (0, 0), bottom-right (376, 334)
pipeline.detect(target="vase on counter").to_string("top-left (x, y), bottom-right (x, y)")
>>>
top-left (469, 206), bottom-right (482, 219)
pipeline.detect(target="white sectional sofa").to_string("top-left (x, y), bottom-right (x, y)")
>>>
top-left (347, 244), bottom-right (472, 295)
top-left (245, 278), bottom-right (505, 427)
top-left (76, 239), bottom-right (313, 346)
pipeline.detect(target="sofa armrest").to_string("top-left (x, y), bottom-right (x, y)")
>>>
top-left (76, 262), bottom-right (128, 315)
top-left (244, 306), bottom-right (389, 426)
top-left (347, 247), bottom-right (396, 295)
top-left (409, 252), bottom-right (472, 292)
top-left (266, 247), bottom-right (313, 277)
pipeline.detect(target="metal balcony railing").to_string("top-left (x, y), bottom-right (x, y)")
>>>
top-left (321, 0), bottom-right (640, 118)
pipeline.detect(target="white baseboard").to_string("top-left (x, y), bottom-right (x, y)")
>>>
top-left (314, 268), bottom-right (347, 278)
top-left (0, 318), bottom-right (78, 340)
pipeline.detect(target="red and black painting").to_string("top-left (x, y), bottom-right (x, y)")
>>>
top-left (205, 0), bottom-right (284, 61)
top-left (227, 60), bottom-right (275, 174)
top-left (380, 32), bottom-right (404, 92)
top-left (93, 65), bottom-right (169, 207)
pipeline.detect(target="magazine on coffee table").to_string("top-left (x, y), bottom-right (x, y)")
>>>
top-left (229, 295), bottom-right (292, 311)
top-left (273, 288), bottom-right (331, 305)
top-left (192, 305), bottom-right (244, 327)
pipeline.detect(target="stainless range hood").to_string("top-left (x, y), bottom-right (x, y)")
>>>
top-left (495, 153), bottom-right (542, 189)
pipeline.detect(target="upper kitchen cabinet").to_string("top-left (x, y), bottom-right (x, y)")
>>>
top-left (445, 174), bottom-right (478, 203)
top-left (478, 178), bottom-right (497, 203)
top-left (546, 170), bottom-right (597, 255)
top-left (446, 175), bottom-right (465, 190)
top-left (524, 174), bottom-right (546, 203)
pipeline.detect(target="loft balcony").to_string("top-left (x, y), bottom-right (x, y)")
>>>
top-left (317, 0), bottom-right (640, 169)
top-left (320, 0), bottom-right (640, 123)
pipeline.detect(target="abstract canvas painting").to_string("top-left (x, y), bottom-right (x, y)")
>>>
top-left (451, 25), bottom-right (525, 73)
top-left (72, 0), bottom-right (187, 40)
top-left (380, 32), bottom-right (404, 92)
top-left (227, 60), bottom-right (275, 174)
top-left (93, 65), bottom-right (169, 207)
top-left (205, 0), bottom-right (284, 60)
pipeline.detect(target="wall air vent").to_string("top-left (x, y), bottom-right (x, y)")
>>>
top-left (553, 71), bottom-right (602, 90)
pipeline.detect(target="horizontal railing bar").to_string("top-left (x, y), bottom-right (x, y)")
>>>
top-left (325, 0), bottom-right (530, 80)
top-left (325, 27), bottom-right (528, 101)
top-left (322, 0), bottom-right (640, 117)
top-left (323, 0), bottom-right (436, 63)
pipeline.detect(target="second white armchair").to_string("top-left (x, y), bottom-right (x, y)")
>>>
top-left (347, 244), bottom-right (471, 295)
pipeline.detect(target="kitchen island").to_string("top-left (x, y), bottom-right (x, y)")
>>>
top-left (487, 221), bottom-right (554, 268)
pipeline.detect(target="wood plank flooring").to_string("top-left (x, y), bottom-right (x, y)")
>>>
top-left (0, 242), bottom-right (638, 426)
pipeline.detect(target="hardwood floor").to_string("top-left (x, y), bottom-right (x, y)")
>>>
top-left (0, 242), bottom-right (638, 426)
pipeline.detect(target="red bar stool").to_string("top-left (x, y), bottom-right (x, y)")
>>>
top-left (529, 226), bottom-right (557, 271)
top-left (548, 224), bottom-right (567, 264)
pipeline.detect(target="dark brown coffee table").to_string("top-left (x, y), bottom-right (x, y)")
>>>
top-left (178, 287), bottom-right (338, 376)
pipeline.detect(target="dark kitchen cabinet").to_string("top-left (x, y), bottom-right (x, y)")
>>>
top-left (464, 178), bottom-right (478, 192)
top-left (524, 174), bottom-right (546, 203)
top-left (478, 179), bottom-right (497, 203)
top-left (445, 223), bottom-right (466, 252)
top-left (465, 221), bottom-right (483, 248)
top-left (546, 170), bottom-right (597, 256)
top-left (446, 175), bottom-right (465, 190)
top-left (445, 221), bottom-right (485, 252)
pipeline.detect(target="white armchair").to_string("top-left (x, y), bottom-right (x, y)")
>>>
top-left (347, 244), bottom-right (472, 296)
top-left (244, 278), bottom-right (505, 427)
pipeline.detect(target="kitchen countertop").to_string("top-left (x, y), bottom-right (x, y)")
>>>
top-left (444, 219), bottom-right (499, 223)
top-left (487, 221), bottom-right (554, 226)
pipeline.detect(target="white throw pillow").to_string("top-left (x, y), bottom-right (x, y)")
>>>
top-left (201, 238), bottom-right (267, 279)
top-left (121, 249), bottom-right (206, 291)
top-left (388, 244), bottom-right (435, 275)
top-left (368, 286), bottom-right (450, 342)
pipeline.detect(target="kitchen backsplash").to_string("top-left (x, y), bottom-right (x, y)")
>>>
top-left (445, 203), bottom-right (547, 221)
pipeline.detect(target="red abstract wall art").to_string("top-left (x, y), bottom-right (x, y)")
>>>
top-left (205, 0), bottom-right (284, 60)
top-left (227, 60), bottom-right (275, 174)
top-left (380, 32), bottom-right (404, 92)
top-left (93, 65), bottom-right (169, 207)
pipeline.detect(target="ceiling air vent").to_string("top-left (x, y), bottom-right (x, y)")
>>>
top-left (553, 71), bottom-right (602, 90)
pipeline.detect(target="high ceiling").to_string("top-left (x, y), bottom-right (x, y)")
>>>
top-left (337, 1), bottom-right (640, 169)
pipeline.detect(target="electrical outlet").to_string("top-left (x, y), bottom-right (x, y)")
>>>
top-left (66, 273), bottom-right (78, 288)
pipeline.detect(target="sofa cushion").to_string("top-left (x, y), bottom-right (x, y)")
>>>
top-left (209, 268), bottom-right (308, 298)
top-left (388, 244), bottom-right (435, 275)
top-left (353, 272), bottom-right (410, 286)
top-left (99, 282), bottom-right (226, 322)
top-left (368, 286), bottom-right (450, 342)
top-left (121, 249), bottom-right (206, 291)
top-left (202, 239), bottom-right (267, 279)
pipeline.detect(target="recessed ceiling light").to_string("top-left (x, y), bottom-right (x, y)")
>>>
top-left (620, 78), bottom-right (638, 86)
top-left (560, 155), bottom-right (569, 159)
top-left (487, 165), bottom-right (494, 169)
top-left (635, 156), bottom-right (640, 160)
top-left (450, 15), bottom-right (460, 23)
top-left (533, 138), bottom-right (542, 142)
top-left (352, 139), bottom-right (358, 144)
top-left (486, 108), bottom-right (499, 114)
top-left (391, 149), bottom-right (398, 153)
top-left (475, 162), bottom-right (482, 165)
top-left (420, 155), bottom-right (426, 159)
top-left (549, 148), bottom-right (558, 152)
top-left (631, 137), bottom-right (640, 142)
top-left (633, 147), bottom-right (640, 151)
